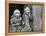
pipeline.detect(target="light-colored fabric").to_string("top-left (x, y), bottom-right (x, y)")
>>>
top-left (21, 13), bottom-right (32, 32)
top-left (32, 5), bottom-right (42, 31)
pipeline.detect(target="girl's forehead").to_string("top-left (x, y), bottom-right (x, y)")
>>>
top-left (24, 7), bottom-right (30, 10)
top-left (14, 9), bottom-right (20, 13)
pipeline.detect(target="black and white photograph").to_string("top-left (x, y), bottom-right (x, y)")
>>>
top-left (9, 3), bottom-right (43, 32)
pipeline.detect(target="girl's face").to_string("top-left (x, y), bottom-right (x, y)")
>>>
top-left (14, 9), bottom-right (21, 17)
top-left (15, 12), bottom-right (20, 16)
top-left (24, 7), bottom-right (30, 14)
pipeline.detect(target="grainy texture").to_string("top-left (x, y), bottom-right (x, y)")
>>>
top-left (5, 1), bottom-right (45, 36)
